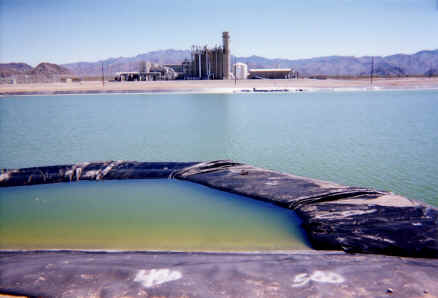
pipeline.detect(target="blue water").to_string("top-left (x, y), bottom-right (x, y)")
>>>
top-left (1, 90), bottom-right (437, 205)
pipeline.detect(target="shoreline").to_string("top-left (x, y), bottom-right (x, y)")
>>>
top-left (1, 77), bottom-right (438, 96)
top-left (0, 249), bottom-right (326, 255)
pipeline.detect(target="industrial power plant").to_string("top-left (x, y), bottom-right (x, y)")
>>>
top-left (114, 32), bottom-right (296, 81)
top-left (190, 31), bottom-right (231, 80)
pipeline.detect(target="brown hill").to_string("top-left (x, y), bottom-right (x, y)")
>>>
top-left (0, 63), bottom-right (33, 78)
top-left (29, 63), bottom-right (72, 77)
top-left (0, 62), bottom-right (73, 83)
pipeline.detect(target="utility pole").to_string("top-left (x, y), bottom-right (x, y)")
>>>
top-left (101, 63), bottom-right (105, 87)
top-left (234, 56), bottom-right (237, 87)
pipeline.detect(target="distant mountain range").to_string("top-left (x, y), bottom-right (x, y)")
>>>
top-left (62, 50), bottom-right (191, 77)
top-left (236, 50), bottom-right (438, 77)
top-left (62, 49), bottom-right (438, 77)
top-left (2, 49), bottom-right (437, 79)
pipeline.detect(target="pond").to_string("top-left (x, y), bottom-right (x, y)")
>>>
top-left (0, 179), bottom-right (310, 251)
top-left (1, 90), bottom-right (437, 251)
top-left (1, 90), bottom-right (437, 206)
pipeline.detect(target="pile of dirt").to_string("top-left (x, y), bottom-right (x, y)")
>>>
top-left (28, 62), bottom-right (72, 77)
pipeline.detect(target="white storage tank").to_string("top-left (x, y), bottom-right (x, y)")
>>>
top-left (233, 63), bottom-right (248, 80)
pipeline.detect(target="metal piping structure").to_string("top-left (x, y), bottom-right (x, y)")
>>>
top-left (189, 32), bottom-right (230, 80)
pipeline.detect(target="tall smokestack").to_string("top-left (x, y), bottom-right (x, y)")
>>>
top-left (222, 31), bottom-right (230, 80)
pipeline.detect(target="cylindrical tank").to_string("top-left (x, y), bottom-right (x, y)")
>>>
top-left (233, 63), bottom-right (248, 80)
top-left (222, 32), bottom-right (230, 80)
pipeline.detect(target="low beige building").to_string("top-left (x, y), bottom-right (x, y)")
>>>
top-left (248, 68), bottom-right (295, 79)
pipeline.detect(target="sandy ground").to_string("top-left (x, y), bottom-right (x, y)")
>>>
top-left (1, 77), bottom-right (438, 95)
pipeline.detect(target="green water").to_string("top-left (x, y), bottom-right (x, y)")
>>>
top-left (0, 179), bottom-right (310, 251)
top-left (0, 90), bottom-right (437, 206)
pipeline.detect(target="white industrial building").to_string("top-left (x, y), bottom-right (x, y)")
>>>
top-left (233, 63), bottom-right (248, 80)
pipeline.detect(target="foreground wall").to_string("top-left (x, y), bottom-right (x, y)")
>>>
top-left (2, 251), bottom-right (437, 298)
top-left (1, 160), bottom-right (437, 258)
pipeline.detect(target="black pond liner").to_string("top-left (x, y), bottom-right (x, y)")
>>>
top-left (1, 160), bottom-right (437, 258)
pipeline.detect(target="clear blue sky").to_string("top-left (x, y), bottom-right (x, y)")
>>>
top-left (1, 0), bottom-right (437, 66)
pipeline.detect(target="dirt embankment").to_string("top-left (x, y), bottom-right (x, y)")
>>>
top-left (1, 77), bottom-right (438, 95)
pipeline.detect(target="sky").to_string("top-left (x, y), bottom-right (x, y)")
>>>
top-left (1, 0), bottom-right (437, 66)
